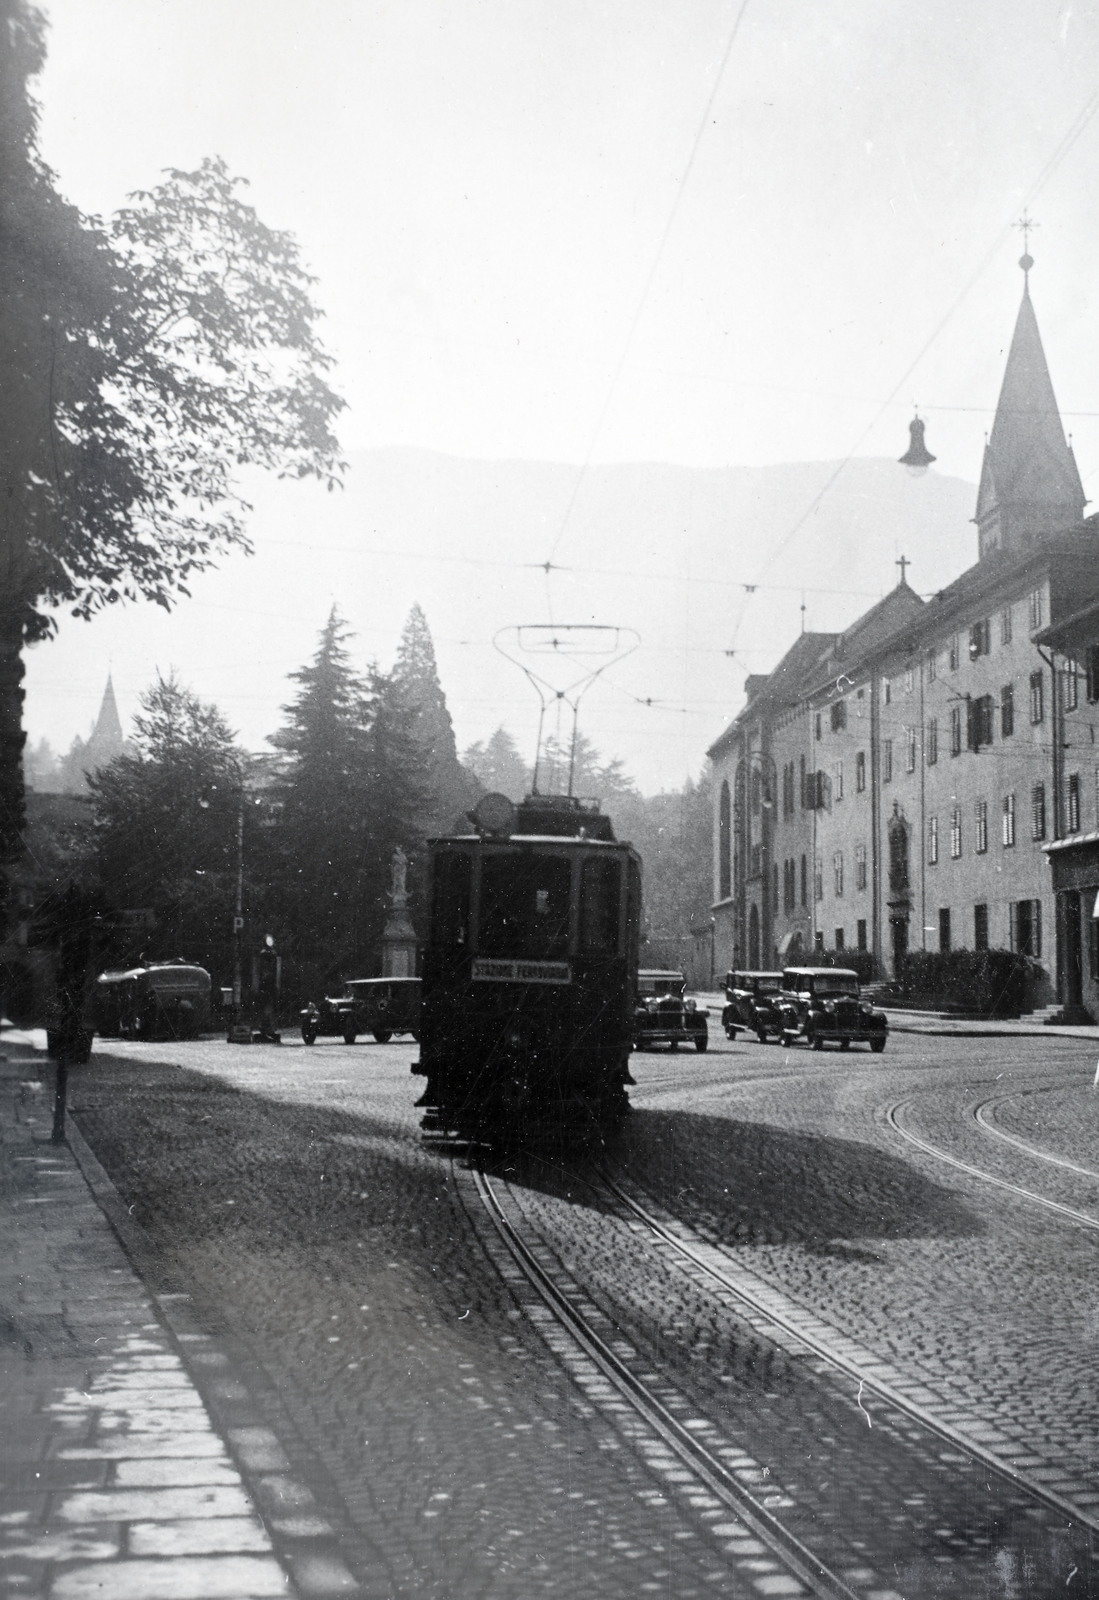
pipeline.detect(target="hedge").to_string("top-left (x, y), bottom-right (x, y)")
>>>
top-left (899, 947), bottom-right (1032, 1017)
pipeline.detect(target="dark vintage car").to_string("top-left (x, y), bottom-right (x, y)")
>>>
top-left (722, 969), bottom-right (783, 1041)
top-left (94, 962), bottom-right (213, 1042)
top-left (775, 966), bottom-right (887, 1052)
top-left (301, 977), bottom-right (421, 1045)
top-left (633, 969), bottom-right (708, 1053)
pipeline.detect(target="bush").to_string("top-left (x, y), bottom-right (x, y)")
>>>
top-left (900, 947), bottom-right (1031, 1017)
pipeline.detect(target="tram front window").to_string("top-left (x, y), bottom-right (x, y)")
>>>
top-left (580, 858), bottom-right (620, 952)
top-left (479, 853), bottom-right (572, 958)
top-left (432, 851), bottom-right (472, 946)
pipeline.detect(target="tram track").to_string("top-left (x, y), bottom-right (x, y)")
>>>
top-left (886, 1097), bottom-right (1099, 1237)
top-left (463, 1159), bottom-right (867, 1600)
top-left (453, 1138), bottom-right (1097, 1596)
top-left (972, 1089), bottom-right (1099, 1181)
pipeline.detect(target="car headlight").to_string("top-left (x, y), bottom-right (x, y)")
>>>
top-left (685, 998), bottom-right (696, 1012)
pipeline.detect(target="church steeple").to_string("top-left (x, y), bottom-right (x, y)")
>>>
top-left (974, 252), bottom-right (1085, 559)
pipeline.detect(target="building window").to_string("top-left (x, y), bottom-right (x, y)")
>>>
top-left (882, 678), bottom-right (892, 705)
top-left (1063, 659), bottom-right (1079, 713)
top-left (1030, 784), bottom-right (1044, 841)
top-left (927, 718), bottom-right (938, 765)
top-left (905, 666), bottom-right (914, 695)
top-left (1030, 671), bottom-right (1044, 724)
top-left (1028, 589), bottom-right (1043, 630)
top-left (968, 619), bottom-right (991, 660)
top-left (773, 862), bottom-right (779, 908)
top-left (751, 843), bottom-right (762, 877)
top-left (834, 927), bottom-right (845, 950)
top-left (830, 699), bottom-right (847, 731)
top-left (950, 706), bottom-right (962, 756)
top-left (855, 842), bottom-right (867, 891)
top-left (833, 851), bottom-right (844, 897)
top-left (815, 711), bottom-right (822, 741)
top-left (927, 647), bottom-right (937, 682)
top-left (1000, 684), bottom-right (1014, 737)
top-left (1067, 771), bottom-right (1081, 834)
top-left (857, 918), bottom-right (867, 951)
top-left (800, 853), bottom-right (807, 907)
top-left (950, 806), bottom-right (962, 859)
top-left (799, 753), bottom-right (807, 808)
top-left (927, 815), bottom-right (939, 865)
top-left (968, 694), bottom-right (994, 749)
top-left (814, 930), bottom-right (824, 951)
top-left (1087, 645), bottom-right (1099, 704)
top-left (939, 908), bottom-right (951, 951)
top-left (905, 726), bottom-right (917, 773)
top-left (949, 635), bottom-right (959, 671)
top-left (814, 861), bottom-right (823, 902)
top-left (1003, 791), bottom-right (1016, 847)
top-left (975, 799), bottom-right (988, 854)
top-left (833, 760), bottom-right (844, 801)
top-left (883, 740), bottom-right (893, 783)
top-left (974, 903), bottom-right (989, 951)
top-left (1000, 606), bottom-right (1012, 645)
top-left (856, 750), bottom-right (866, 792)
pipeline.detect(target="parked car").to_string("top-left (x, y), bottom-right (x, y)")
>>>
top-left (722, 970), bottom-right (784, 1041)
top-left (301, 977), bottom-right (421, 1045)
top-left (775, 966), bottom-right (887, 1052)
top-left (633, 970), bottom-right (708, 1052)
top-left (344, 977), bottom-right (421, 1043)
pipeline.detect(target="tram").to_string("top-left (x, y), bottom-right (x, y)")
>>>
top-left (413, 791), bottom-right (640, 1140)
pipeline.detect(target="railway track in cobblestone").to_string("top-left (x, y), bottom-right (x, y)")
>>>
top-left (973, 1089), bottom-right (1099, 1181)
top-left (463, 1159), bottom-right (862, 1600)
top-left (457, 1146), bottom-right (1097, 1596)
top-left (886, 1097), bottom-right (1099, 1237)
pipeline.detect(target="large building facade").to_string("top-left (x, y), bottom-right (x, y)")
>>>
top-left (709, 264), bottom-right (1099, 1013)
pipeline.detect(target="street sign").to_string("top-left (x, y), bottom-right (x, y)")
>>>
top-left (233, 916), bottom-right (245, 932)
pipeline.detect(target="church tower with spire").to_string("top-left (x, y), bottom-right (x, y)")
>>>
top-left (974, 250), bottom-right (1085, 560)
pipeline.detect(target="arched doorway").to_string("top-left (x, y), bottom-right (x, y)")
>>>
top-left (748, 902), bottom-right (760, 969)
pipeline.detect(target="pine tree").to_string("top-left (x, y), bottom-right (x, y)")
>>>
top-left (390, 604), bottom-right (476, 832)
top-left (462, 725), bottom-right (529, 801)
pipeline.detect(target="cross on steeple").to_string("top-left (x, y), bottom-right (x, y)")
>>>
top-left (1014, 211), bottom-right (1039, 281)
top-left (896, 554), bottom-right (910, 587)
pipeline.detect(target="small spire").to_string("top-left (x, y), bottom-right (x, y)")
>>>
top-left (1015, 210), bottom-right (1039, 286)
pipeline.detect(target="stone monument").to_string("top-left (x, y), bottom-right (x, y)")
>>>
top-left (380, 846), bottom-right (418, 977)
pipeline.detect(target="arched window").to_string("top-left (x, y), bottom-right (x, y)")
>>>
top-left (718, 780), bottom-right (731, 899)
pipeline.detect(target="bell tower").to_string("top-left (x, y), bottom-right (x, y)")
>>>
top-left (974, 240), bottom-right (1085, 559)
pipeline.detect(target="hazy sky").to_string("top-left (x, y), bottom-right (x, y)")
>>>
top-left (22, 1), bottom-right (1099, 790)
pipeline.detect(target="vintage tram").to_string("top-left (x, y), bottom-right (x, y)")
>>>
top-left (413, 791), bottom-right (640, 1140)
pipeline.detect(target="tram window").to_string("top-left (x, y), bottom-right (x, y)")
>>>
top-left (479, 853), bottom-right (572, 958)
top-left (580, 858), bottom-right (620, 951)
top-left (432, 851), bottom-right (471, 946)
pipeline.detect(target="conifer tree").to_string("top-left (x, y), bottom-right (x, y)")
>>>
top-left (390, 604), bottom-right (476, 832)
top-left (462, 725), bottom-right (529, 801)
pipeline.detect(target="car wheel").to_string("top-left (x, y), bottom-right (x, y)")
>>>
top-left (694, 1034), bottom-right (708, 1053)
top-left (669, 1039), bottom-right (679, 1052)
top-left (840, 1038), bottom-right (851, 1052)
top-left (343, 1029), bottom-right (357, 1045)
top-left (756, 1027), bottom-right (768, 1044)
top-left (870, 1037), bottom-right (886, 1054)
top-left (811, 1031), bottom-right (824, 1050)
top-left (374, 1029), bottom-right (392, 1044)
top-left (302, 1026), bottom-right (317, 1046)
top-left (781, 1031), bottom-right (796, 1047)
top-left (411, 1030), bottom-right (420, 1042)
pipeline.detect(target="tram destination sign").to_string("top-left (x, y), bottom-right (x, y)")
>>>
top-left (472, 959), bottom-right (571, 984)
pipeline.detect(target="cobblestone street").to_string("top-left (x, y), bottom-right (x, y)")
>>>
top-left (4, 1024), bottom-right (1098, 1597)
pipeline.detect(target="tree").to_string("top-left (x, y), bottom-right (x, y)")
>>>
top-left (265, 612), bottom-right (428, 996)
top-left (462, 725), bottom-right (529, 801)
top-left (537, 730), bottom-right (637, 802)
top-left (87, 672), bottom-right (244, 976)
top-left (390, 604), bottom-right (475, 833)
top-left (0, 0), bottom-right (343, 902)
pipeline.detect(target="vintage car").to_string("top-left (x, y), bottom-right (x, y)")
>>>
top-left (633, 970), bottom-right (708, 1053)
top-left (301, 977), bottom-right (421, 1045)
top-left (722, 969), bottom-right (783, 1041)
top-left (775, 966), bottom-right (887, 1052)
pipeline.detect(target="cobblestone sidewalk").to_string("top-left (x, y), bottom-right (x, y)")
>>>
top-left (0, 1043), bottom-right (295, 1600)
